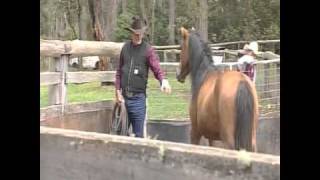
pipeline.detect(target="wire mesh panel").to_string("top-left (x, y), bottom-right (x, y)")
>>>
top-left (255, 62), bottom-right (280, 116)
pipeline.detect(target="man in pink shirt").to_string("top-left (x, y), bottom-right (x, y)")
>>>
top-left (115, 16), bottom-right (171, 138)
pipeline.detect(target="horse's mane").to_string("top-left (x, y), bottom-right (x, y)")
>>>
top-left (192, 32), bottom-right (212, 61)
top-left (188, 31), bottom-right (217, 96)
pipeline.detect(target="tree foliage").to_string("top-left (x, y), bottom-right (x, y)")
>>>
top-left (40, 0), bottom-right (280, 44)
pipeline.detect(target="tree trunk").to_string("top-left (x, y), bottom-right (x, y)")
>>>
top-left (77, 0), bottom-right (84, 70)
top-left (139, 0), bottom-right (153, 42)
top-left (88, 0), bottom-right (119, 84)
top-left (77, 0), bottom-right (82, 40)
top-left (138, 0), bottom-right (152, 42)
top-left (90, 0), bottom-right (104, 41)
top-left (66, 0), bottom-right (78, 40)
top-left (102, 0), bottom-right (118, 42)
top-left (78, 0), bottom-right (92, 40)
top-left (104, 0), bottom-right (118, 72)
top-left (168, 0), bottom-right (175, 45)
top-left (139, 0), bottom-right (148, 25)
top-left (121, 0), bottom-right (127, 13)
top-left (199, 0), bottom-right (208, 42)
top-left (151, 0), bottom-right (155, 44)
top-left (88, 0), bottom-right (108, 85)
top-left (55, 7), bottom-right (68, 39)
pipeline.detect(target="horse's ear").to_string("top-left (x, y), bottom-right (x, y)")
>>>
top-left (180, 27), bottom-right (189, 40)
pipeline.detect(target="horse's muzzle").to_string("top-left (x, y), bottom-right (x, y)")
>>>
top-left (176, 68), bottom-right (185, 83)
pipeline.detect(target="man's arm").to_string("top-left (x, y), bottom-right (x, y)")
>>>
top-left (115, 50), bottom-right (124, 90)
top-left (146, 47), bottom-right (165, 84)
top-left (146, 46), bottom-right (171, 93)
top-left (115, 49), bottom-right (125, 103)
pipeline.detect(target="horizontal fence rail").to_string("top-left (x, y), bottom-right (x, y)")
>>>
top-left (210, 40), bottom-right (280, 47)
top-left (40, 60), bottom-right (279, 85)
top-left (40, 39), bottom-right (124, 58)
top-left (40, 72), bottom-right (61, 86)
top-left (41, 39), bottom-right (279, 57)
top-left (66, 71), bottom-right (115, 84)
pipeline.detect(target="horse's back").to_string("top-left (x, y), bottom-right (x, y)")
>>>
top-left (220, 71), bottom-right (259, 112)
top-left (218, 71), bottom-right (245, 100)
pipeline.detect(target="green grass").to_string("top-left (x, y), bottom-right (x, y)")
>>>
top-left (40, 73), bottom-right (191, 119)
top-left (40, 83), bottom-right (115, 107)
top-left (40, 67), bottom-right (279, 119)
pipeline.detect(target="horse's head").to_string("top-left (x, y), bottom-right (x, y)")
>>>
top-left (176, 27), bottom-right (191, 83)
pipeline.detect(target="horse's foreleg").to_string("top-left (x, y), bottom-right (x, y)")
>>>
top-left (189, 104), bottom-right (200, 145)
top-left (208, 139), bottom-right (213, 146)
top-left (252, 143), bottom-right (257, 152)
top-left (191, 128), bottom-right (201, 145)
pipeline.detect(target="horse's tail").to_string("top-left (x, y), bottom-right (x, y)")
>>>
top-left (235, 80), bottom-right (255, 151)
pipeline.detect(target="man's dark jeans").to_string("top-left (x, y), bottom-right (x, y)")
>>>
top-left (123, 93), bottom-right (146, 138)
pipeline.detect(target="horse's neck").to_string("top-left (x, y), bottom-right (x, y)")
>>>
top-left (191, 56), bottom-right (214, 97)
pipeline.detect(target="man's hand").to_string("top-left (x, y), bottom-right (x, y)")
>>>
top-left (116, 90), bottom-right (124, 104)
top-left (160, 79), bottom-right (171, 94)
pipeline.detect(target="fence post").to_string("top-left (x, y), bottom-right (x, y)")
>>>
top-left (264, 63), bottom-right (270, 99)
top-left (59, 54), bottom-right (69, 113)
top-left (273, 43), bottom-right (276, 53)
top-left (48, 57), bottom-right (61, 105)
top-left (276, 62), bottom-right (280, 107)
top-left (163, 51), bottom-right (167, 62)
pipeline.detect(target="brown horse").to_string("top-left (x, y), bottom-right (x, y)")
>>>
top-left (176, 27), bottom-right (259, 152)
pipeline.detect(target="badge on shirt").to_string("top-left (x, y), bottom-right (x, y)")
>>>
top-left (134, 69), bottom-right (139, 75)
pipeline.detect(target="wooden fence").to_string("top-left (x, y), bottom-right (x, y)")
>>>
top-left (40, 39), bottom-right (280, 115)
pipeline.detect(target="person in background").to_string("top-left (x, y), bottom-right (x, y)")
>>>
top-left (237, 41), bottom-right (259, 82)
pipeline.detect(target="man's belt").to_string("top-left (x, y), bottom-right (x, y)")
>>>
top-left (123, 90), bottom-right (139, 98)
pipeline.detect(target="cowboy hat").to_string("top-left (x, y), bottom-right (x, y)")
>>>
top-left (124, 16), bottom-right (148, 34)
top-left (239, 41), bottom-right (260, 55)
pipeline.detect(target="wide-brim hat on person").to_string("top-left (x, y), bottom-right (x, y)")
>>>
top-left (124, 16), bottom-right (148, 34)
top-left (239, 41), bottom-right (260, 55)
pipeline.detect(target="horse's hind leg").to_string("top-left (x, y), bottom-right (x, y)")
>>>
top-left (191, 128), bottom-right (201, 145)
top-left (252, 132), bottom-right (258, 152)
top-left (220, 129), bottom-right (235, 150)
